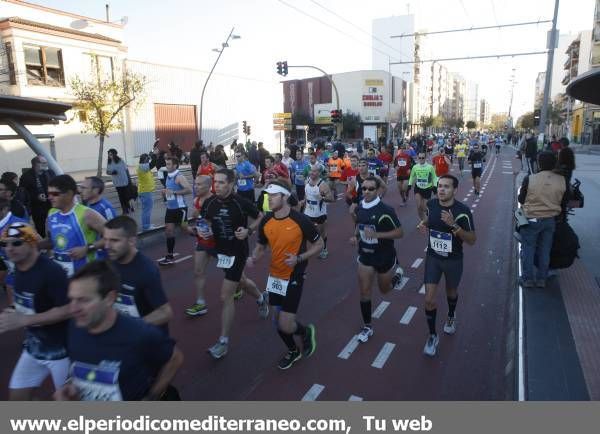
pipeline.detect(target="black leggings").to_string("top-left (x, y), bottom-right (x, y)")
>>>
top-left (115, 186), bottom-right (131, 214)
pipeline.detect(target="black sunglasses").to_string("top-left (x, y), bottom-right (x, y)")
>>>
top-left (361, 186), bottom-right (376, 192)
top-left (0, 240), bottom-right (24, 247)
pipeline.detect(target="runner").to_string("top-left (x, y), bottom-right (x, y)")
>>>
top-left (378, 145), bottom-right (394, 183)
top-left (366, 148), bottom-right (384, 176)
top-left (289, 149), bottom-right (309, 201)
top-left (408, 153), bottom-right (438, 221)
top-left (79, 177), bottom-right (116, 221)
top-left (417, 175), bottom-right (476, 356)
top-left (158, 157), bottom-right (191, 266)
top-left (432, 149), bottom-right (451, 178)
top-left (340, 155), bottom-right (360, 206)
top-left (351, 176), bottom-right (404, 343)
top-left (0, 199), bottom-right (28, 307)
top-left (0, 222), bottom-right (70, 400)
top-left (495, 136), bottom-right (503, 154)
top-left (349, 159), bottom-right (387, 221)
top-left (327, 150), bottom-right (345, 195)
top-left (197, 151), bottom-right (218, 193)
top-left (262, 155), bottom-right (290, 186)
top-left (247, 182), bottom-right (323, 369)
top-left (200, 169), bottom-right (269, 359)
top-left (41, 175), bottom-right (106, 277)
top-left (394, 143), bottom-right (413, 206)
top-left (104, 216), bottom-right (173, 328)
top-left (55, 261), bottom-right (184, 401)
top-left (455, 140), bottom-right (468, 176)
top-left (233, 150), bottom-right (258, 203)
top-left (444, 140), bottom-right (455, 164)
top-left (301, 164), bottom-right (335, 259)
top-left (467, 143), bottom-right (486, 196)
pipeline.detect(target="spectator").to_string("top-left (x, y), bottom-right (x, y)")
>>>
top-left (248, 141), bottom-right (260, 169)
top-left (210, 144), bottom-right (228, 168)
top-left (168, 141), bottom-right (183, 162)
top-left (549, 135), bottom-right (561, 153)
top-left (518, 151), bottom-right (568, 288)
top-left (0, 179), bottom-right (27, 219)
top-left (106, 149), bottom-right (132, 215)
top-left (189, 140), bottom-right (203, 180)
top-left (556, 146), bottom-right (576, 185)
top-left (524, 134), bottom-right (538, 174)
top-left (281, 148), bottom-right (294, 169)
top-left (137, 153), bottom-right (155, 231)
top-left (17, 156), bottom-right (55, 236)
top-left (257, 142), bottom-right (269, 173)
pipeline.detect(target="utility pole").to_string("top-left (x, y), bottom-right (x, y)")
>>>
top-left (538, 0), bottom-right (560, 144)
top-left (508, 68), bottom-right (516, 124)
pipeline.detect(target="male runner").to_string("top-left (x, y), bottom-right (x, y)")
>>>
top-left (408, 153), bottom-right (438, 221)
top-left (377, 145), bottom-right (394, 183)
top-left (417, 175), bottom-right (476, 356)
top-left (79, 177), bottom-right (116, 221)
top-left (0, 199), bottom-right (28, 306)
top-left (366, 148), bottom-right (384, 176)
top-left (1, 222), bottom-right (70, 400)
top-left (302, 164), bottom-right (334, 259)
top-left (340, 155), bottom-right (360, 206)
top-left (289, 149), bottom-right (309, 201)
top-left (495, 136), bottom-right (503, 154)
top-left (454, 140), bottom-right (468, 176)
top-left (351, 176), bottom-right (404, 342)
top-left (432, 149), bottom-right (451, 178)
top-left (196, 151), bottom-right (218, 192)
top-left (234, 150), bottom-right (258, 203)
top-left (349, 159), bottom-right (387, 221)
top-left (327, 150), bottom-right (345, 195)
top-left (394, 144), bottom-right (413, 206)
top-left (200, 169), bottom-right (269, 359)
top-left (247, 182), bottom-right (323, 369)
top-left (468, 143), bottom-right (486, 196)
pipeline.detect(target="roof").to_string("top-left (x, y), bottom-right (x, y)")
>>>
top-left (0, 94), bottom-right (71, 124)
top-left (0, 17), bottom-right (122, 44)
top-left (566, 69), bottom-right (600, 105)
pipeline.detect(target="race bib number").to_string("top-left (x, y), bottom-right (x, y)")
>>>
top-left (266, 275), bottom-right (289, 296)
top-left (358, 224), bottom-right (378, 245)
top-left (473, 162), bottom-right (482, 169)
top-left (305, 200), bottom-right (319, 214)
top-left (430, 230), bottom-right (452, 255)
top-left (54, 254), bottom-right (74, 277)
top-left (329, 165), bottom-right (338, 172)
top-left (368, 168), bottom-right (377, 175)
top-left (216, 254), bottom-right (235, 269)
top-left (416, 178), bottom-right (429, 189)
top-left (398, 160), bottom-right (407, 167)
top-left (14, 292), bottom-right (35, 315)
top-left (295, 174), bottom-right (304, 182)
top-left (113, 293), bottom-right (141, 318)
top-left (165, 192), bottom-right (175, 201)
top-left (237, 179), bottom-right (247, 187)
top-left (71, 362), bottom-right (122, 401)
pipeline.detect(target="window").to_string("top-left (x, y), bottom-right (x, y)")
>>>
top-left (89, 54), bottom-right (114, 82)
top-left (24, 45), bottom-right (64, 86)
top-left (4, 42), bottom-right (17, 85)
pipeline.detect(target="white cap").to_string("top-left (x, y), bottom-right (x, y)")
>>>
top-left (264, 183), bottom-right (291, 196)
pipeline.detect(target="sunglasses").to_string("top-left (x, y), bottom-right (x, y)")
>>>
top-left (47, 191), bottom-right (64, 197)
top-left (361, 186), bottom-right (376, 192)
top-left (0, 240), bottom-right (24, 247)
top-left (418, 157), bottom-right (426, 160)
top-left (235, 155), bottom-right (242, 158)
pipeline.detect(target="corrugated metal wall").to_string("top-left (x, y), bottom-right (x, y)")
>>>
top-left (153, 103), bottom-right (198, 152)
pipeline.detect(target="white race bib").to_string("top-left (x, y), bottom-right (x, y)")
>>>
top-left (398, 160), bottom-right (407, 167)
top-left (358, 224), bottom-right (378, 245)
top-left (295, 174), bottom-right (305, 182)
top-left (368, 168), bottom-right (377, 176)
top-left (473, 162), bottom-right (482, 169)
top-left (237, 179), bottom-right (247, 187)
top-left (430, 229), bottom-right (453, 255)
top-left (329, 165), bottom-right (338, 172)
top-left (305, 200), bottom-right (319, 214)
top-left (216, 254), bottom-right (235, 269)
top-left (14, 292), bottom-right (35, 315)
top-left (71, 362), bottom-right (122, 401)
top-left (266, 275), bottom-right (289, 296)
top-left (165, 192), bottom-right (175, 201)
top-left (416, 178), bottom-right (429, 189)
top-left (113, 293), bottom-right (141, 318)
top-left (54, 257), bottom-right (74, 277)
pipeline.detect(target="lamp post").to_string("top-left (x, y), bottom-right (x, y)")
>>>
top-left (198, 27), bottom-right (240, 141)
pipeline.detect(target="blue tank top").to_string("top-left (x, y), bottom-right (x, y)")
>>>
top-left (0, 212), bottom-right (29, 286)
top-left (47, 203), bottom-right (98, 277)
top-left (166, 170), bottom-right (187, 210)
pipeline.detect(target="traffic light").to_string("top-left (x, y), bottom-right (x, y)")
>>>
top-left (330, 109), bottom-right (342, 123)
top-left (276, 61), bottom-right (288, 76)
top-left (247, 125), bottom-right (251, 136)
top-left (533, 109), bottom-right (541, 127)
top-left (242, 120), bottom-right (247, 134)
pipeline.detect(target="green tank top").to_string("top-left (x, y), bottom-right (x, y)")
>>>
top-left (409, 164), bottom-right (437, 189)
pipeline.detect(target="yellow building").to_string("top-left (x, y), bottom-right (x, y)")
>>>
top-left (572, 106), bottom-right (585, 143)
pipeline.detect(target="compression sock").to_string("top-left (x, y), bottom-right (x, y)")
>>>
top-left (277, 329), bottom-right (298, 351)
top-left (166, 237), bottom-right (175, 255)
top-left (360, 300), bottom-right (372, 325)
top-left (323, 237), bottom-right (328, 249)
top-left (447, 296), bottom-right (458, 318)
top-left (425, 308), bottom-right (437, 335)
top-left (293, 322), bottom-right (307, 337)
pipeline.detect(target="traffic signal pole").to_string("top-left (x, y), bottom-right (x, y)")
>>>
top-left (538, 0), bottom-right (560, 145)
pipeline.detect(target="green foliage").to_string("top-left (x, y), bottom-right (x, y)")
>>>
top-left (517, 112), bottom-right (534, 130)
top-left (466, 120), bottom-right (477, 130)
top-left (342, 111), bottom-right (362, 138)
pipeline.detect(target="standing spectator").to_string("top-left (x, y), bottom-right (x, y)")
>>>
top-left (137, 154), bottom-right (156, 231)
top-left (257, 142), bottom-right (269, 173)
top-left (210, 145), bottom-right (228, 168)
top-left (518, 152), bottom-right (568, 288)
top-left (281, 148), bottom-right (294, 169)
top-left (168, 141), bottom-right (183, 162)
top-left (556, 146), bottom-right (576, 185)
top-left (17, 157), bottom-right (55, 236)
top-left (248, 141), bottom-right (260, 169)
top-left (106, 149), bottom-right (132, 215)
top-left (189, 140), bottom-right (203, 180)
top-left (0, 179), bottom-right (27, 219)
top-left (524, 134), bottom-right (538, 174)
top-left (549, 135), bottom-right (561, 153)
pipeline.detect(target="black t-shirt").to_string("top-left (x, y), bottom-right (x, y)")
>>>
top-left (468, 151), bottom-right (485, 169)
top-left (67, 315), bottom-right (175, 401)
top-left (426, 199), bottom-right (474, 259)
top-left (355, 199), bottom-right (401, 256)
top-left (353, 174), bottom-right (368, 204)
top-left (14, 254), bottom-right (69, 360)
top-left (201, 193), bottom-right (260, 255)
top-left (111, 252), bottom-right (169, 329)
top-left (10, 198), bottom-right (27, 218)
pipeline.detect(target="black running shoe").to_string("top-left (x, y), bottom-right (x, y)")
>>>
top-left (278, 349), bottom-right (302, 370)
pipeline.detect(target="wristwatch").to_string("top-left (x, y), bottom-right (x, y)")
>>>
top-left (451, 224), bottom-right (460, 233)
top-left (87, 243), bottom-right (97, 252)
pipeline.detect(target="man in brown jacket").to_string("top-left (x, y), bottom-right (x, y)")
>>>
top-left (518, 151), bottom-right (568, 288)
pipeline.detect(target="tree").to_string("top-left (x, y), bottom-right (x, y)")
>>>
top-left (70, 67), bottom-right (146, 176)
top-left (420, 115), bottom-right (433, 128)
top-left (466, 120), bottom-right (477, 130)
top-left (517, 112), bottom-right (534, 130)
top-left (490, 113), bottom-right (509, 130)
top-left (342, 111), bottom-right (362, 138)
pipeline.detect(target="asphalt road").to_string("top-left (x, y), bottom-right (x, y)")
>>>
top-left (0, 148), bottom-right (519, 401)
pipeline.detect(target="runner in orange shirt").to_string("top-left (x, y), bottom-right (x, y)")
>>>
top-left (196, 151), bottom-right (218, 193)
top-left (327, 151), bottom-right (345, 195)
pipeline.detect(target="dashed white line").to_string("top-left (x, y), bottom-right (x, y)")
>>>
top-left (156, 253), bottom-right (180, 261)
top-left (475, 199), bottom-right (480, 203)
top-left (302, 384), bottom-right (325, 401)
top-left (338, 336), bottom-right (360, 360)
top-left (348, 395), bottom-right (363, 401)
top-left (372, 301), bottom-right (390, 319)
top-left (371, 342), bottom-right (396, 369)
top-left (174, 255), bottom-right (193, 264)
top-left (419, 284), bottom-right (426, 294)
top-left (502, 172), bottom-right (513, 174)
top-left (411, 258), bottom-right (423, 269)
top-left (472, 204), bottom-right (477, 208)
top-left (394, 277), bottom-right (410, 291)
top-left (399, 306), bottom-right (418, 325)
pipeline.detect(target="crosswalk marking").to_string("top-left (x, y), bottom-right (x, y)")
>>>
top-left (400, 306), bottom-right (418, 325)
top-left (394, 277), bottom-right (410, 291)
top-left (302, 384), bottom-right (325, 401)
top-left (348, 395), bottom-right (363, 401)
top-left (174, 255), bottom-right (193, 264)
top-left (419, 284), bottom-right (426, 294)
top-left (372, 301), bottom-right (390, 319)
top-left (338, 336), bottom-right (360, 360)
top-left (411, 258), bottom-right (423, 269)
top-left (156, 253), bottom-right (180, 261)
top-left (371, 342), bottom-right (395, 369)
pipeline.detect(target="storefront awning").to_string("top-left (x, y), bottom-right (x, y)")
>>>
top-left (566, 69), bottom-right (600, 105)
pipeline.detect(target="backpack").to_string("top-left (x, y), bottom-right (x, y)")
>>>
top-left (549, 220), bottom-right (580, 269)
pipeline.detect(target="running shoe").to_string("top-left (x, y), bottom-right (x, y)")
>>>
top-left (391, 266), bottom-right (405, 290)
top-left (233, 287), bottom-right (244, 300)
top-left (319, 248), bottom-right (329, 259)
top-left (278, 348), bottom-right (302, 370)
top-left (443, 316), bottom-right (456, 335)
top-left (208, 340), bottom-right (228, 359)
top-left (357, 325), bottom-right (374, 343)
top-left (185, 303), bottom-right (208, 316)
top-left (257, 294), bottom-right (269, 319)
top-left (423, 334), bottom-right (439, 357)
top-left (158, 255), bottom-right (175, 266)
top-left (302, 324), bottom-right (317, 357)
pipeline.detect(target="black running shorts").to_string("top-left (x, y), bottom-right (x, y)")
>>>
top-left (358, 253), bottom-right (396, 274)
top-left (424, 253), bottom-right (463, 288)
top-left (268, 272), bottom-right (304, 314)
top-left (471, 168), bottom-right (482, 179)
top-left (165, 208), bottom-right (188, 225)
top-left (414, 186), bottom-right (434, 200)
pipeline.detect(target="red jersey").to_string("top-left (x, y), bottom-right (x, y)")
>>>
top-left (378, 151), bottom-right (393, 165)
top-left (193, 195), bottom-right (216, 249)
top-left (340, 167), bottom-right (359, 199)
top-left (197, 163), bottom-right (216, 192)
top-left (395, 151), bottom-right (412, 177)
top-left (432, 155), bottom-right (449, 176)
top-left (262, 163), bottom-right (289, 184)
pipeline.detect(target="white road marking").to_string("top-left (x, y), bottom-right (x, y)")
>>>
top-left (372, 301), bottom-right (390, 319)
top-left (338, 335), bottom-right (360, 360)
top-left (302, 384), bottom-right (325, 401)
top-left (472, 204), bottom-right (477, 208)
top-left (411, 258), bottom-right (423, 269)
top-left (423, 247), bottom-right (427, 252)
top-left (174, 255), bottom-right (193, 264)
top-left (394, 277), bottom-right (410, 291)
top-left (371, 342), bottom-right (396, 369)
top-left (349, 395), bottom-right (363, 401)
top-left (400, 306), bottom-right (418, 325)
top-left (462, 197), bottom-right (468, 202)
top-left (475, 199), bottom-right (480, 203)
top-left (419, 284), bottom-right (426, 294)
top-left (156, 253), bottom-right (180, 261)
top-left (502, 172), bottom-right (513, 174)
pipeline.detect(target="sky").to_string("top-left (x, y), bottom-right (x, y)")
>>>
top-left (27, 0), bottom-right (597, 121)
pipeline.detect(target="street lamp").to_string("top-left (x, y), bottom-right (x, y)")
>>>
top-left (198, 27), bottom-right (241, 141)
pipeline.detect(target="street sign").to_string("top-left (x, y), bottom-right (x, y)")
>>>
top-left (390, 122), bottom-right (397, 129)
top-left (273, 125), bottom-right (286, 131)
top-left (273, 112), bottom-right (292, 119)
top-left (296, 125), bottom-right (308, 130)
top-left (273, 118), bottom-right (290, 125)
top-left (315, 116), bottom-right (332, 124)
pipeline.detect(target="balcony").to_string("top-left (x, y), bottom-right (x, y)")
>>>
top-left (562, 74), bottom-right (571, 86)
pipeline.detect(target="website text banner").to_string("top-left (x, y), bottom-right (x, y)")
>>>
top-left (2, 402), bottom-right (599, 434)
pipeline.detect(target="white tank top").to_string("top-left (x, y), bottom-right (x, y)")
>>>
top-left (304, 179), bottom-right (327, 218)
